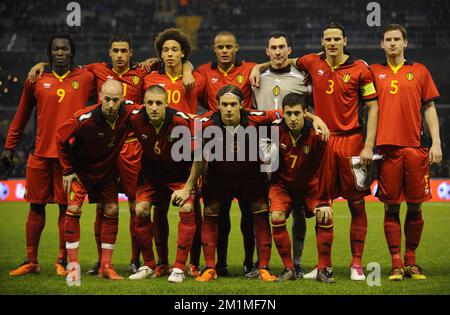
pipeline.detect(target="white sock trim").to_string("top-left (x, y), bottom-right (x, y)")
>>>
top-left (66, 241), bottom-right (79, 249)
top-left (101, 243), bottom-right (115, 250)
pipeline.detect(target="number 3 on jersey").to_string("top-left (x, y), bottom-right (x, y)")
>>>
top-left (56, 88), bottom-right (66, 103)
top-left (325, 80), bottom-right (334, 94)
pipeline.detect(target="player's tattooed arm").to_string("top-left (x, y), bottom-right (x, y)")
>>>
top-left (28, 62), bottom-right (49, 83)
top-left (424, 101), bottom-right (443, 164)
top-left (171, 160), bottom-right (205, 206)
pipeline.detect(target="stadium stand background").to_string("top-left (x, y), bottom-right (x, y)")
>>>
top-left (0, 0), bottom-right (449, 178)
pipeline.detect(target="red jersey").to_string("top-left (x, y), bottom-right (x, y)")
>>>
top-left (371, 60), bottom-right (440, 147)
top-left (196, 60), bottom-right (256, 111)
top-left (144, 69), bottom-right (205, 114)
top-left (296, 52), bottom-right (377, 132)
top-left (57, 102), bottom-right (138, 190)
top-left (198, 109), bottom-right (282, 179)
top-left (5, 68), bottom-right (94, 158)
top-left (272, 120), bottom-right (326, 190)
top-left (129, 107), bottom-right (193, 183)
top-left (83, 62), bottom-right (146, 104)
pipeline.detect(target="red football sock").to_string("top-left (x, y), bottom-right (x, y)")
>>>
top-left (153, 203), bottom-right (169, 265)
top-left (57, 205), bottom-right (67, 261)
top-left (65, 212), bottom-right (81, 263)
top-left (135, 215), bottom-right (156, 270)
top-left (201, 215), bottom-right (218, 269)
top-left (94, 205), bottom-right (103, 262)
top-left (348, 200), bottom-right (367, 266)
top-left (404, 211), bottom-right (424, 266)
top-left (254, 211), bottom-right (272, 268)
top-left (100, 213), bottom-right (118, 268)
top-left (26, 204), bottom-right (46, 263)
top-left (173, 211), bottom-right (197, 270)
top-left (271, 218), bottom-right (293, 270)
top-left (384, 211), bottom-right (403, 269)
top-left (316, 222), bottom-right (333, 270)
top-left (189, 198), bottom-right (202, 267)
top-left (129, 205), bottom-right (140, 263)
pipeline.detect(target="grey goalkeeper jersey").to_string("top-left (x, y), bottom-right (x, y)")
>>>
top-left (252, 65), bottom-right (312, 110)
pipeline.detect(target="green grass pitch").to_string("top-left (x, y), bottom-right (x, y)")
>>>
top-left (0, 201), bottom-right (449, 295)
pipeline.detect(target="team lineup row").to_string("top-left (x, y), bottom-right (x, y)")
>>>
top-left (1, 22), bottom-right (442, 286)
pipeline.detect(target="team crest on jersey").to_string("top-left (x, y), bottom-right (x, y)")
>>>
top-left (69, 191), bottom-right (75, 201)
top-left (406, 72), bottom-right (414, 81)
top-left (72, 80), bottom-right (79, 90)
top-left (236, 74), bottom-right (244, 84)
top-left (342, 73), bottom-right (351, 83)
top-left (303, 145), bottom-right (310, 154)
top-left (132, 75), bottom-right (140, 85)
top-left (273, 85), bottom-right (280, 96)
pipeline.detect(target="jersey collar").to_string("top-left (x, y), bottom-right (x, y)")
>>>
top-left (211, 59), bottom-right (243, 70)
top-left (320, 51), bottom-right (355, 68)
top-left (269, 64), bottom-right (291, 74)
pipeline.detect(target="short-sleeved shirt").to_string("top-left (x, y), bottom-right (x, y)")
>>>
top-left (296, 52), bottom-right (377, 132)
top-left (5, 68), bottom-right (95, 158)
top-left (83, 62), bottom-right (146, 104)
top-left (252, 65), bottom-right (311, 110)
top-left (196, 60), bottom-right (256, 111)
top-left (371, 60), bottom-right (440, 147)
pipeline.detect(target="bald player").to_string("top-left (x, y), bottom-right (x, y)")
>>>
top-left (57, 80), bottom-right (139, 286)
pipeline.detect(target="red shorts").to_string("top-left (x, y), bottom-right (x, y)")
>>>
top-left (377, 146), bottom-right (431, 204)
top-left (118, 139), bottom-right (142, 198)
top-left (269, 181), bottom-right (320, 217)
top-left (136, 177), bottom-right (194, 205)
top-left (203, 177), bottom-right (268, 213)
top-left (323, 132), bottom-right (370, 200)
top-left (67, 179), bottom-right (118, 207)
top-left (24, 154), bottom-right (65, 204)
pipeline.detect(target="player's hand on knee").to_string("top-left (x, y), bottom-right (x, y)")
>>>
top-left (63, 173), bottom-right (80, 195)
top-left (171, 188), bottom-right (190, 207)
top-left (314, 206), bottom-right (333, 224)
top-left (429, 144), bottom-right (443, 164)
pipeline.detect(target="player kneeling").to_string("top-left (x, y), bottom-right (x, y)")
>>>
top-left (266, 93), bottom-right (334, 283)
top-left (127, 85), bottom-right (199, 283)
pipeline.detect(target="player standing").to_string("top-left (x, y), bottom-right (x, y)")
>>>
top-left (252, 31), bottom-right (312, 277)
top-left (371, 24), bottom-right (442, 280)
top-left (144, 28), bottom-right (205, 278)
top-left (2, 35), bottom-right (94, 277)
top-left (251, 22), bottom-right (379, 281)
